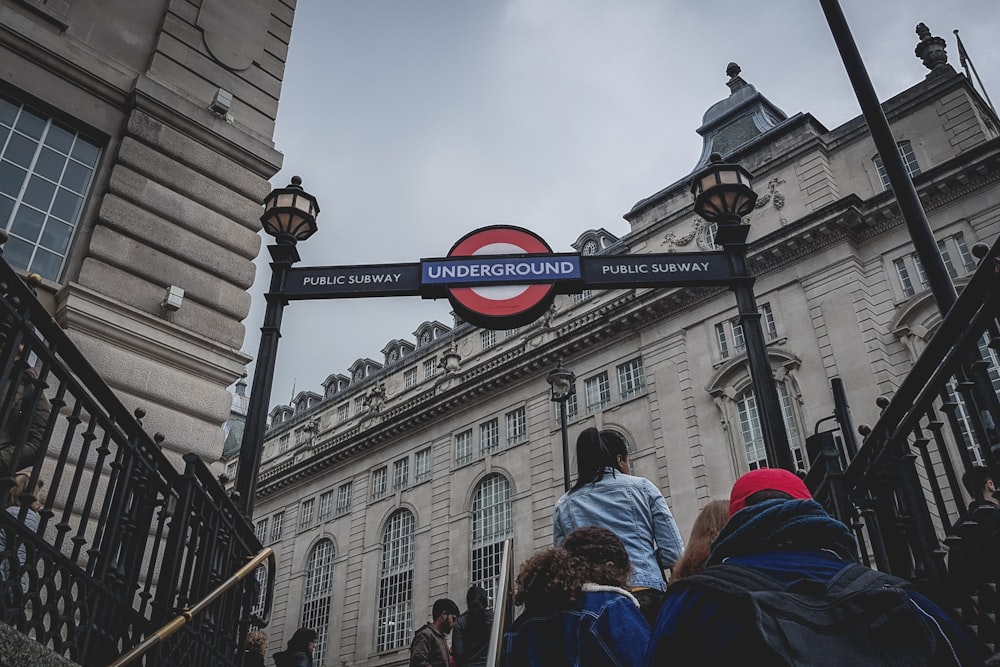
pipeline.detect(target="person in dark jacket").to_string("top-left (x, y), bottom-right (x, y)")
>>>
top-left (410, 598), bottom-right (459, 667)
top-left (644, 469), bottom-right (986, 666)
top-left (501, 526), bottom-right (649, 667)
top-left (0, 359), bottom-right (51, 476)
top-left (452, 585), bottom-right (492, 667)
top-left (243, 630), bottom-right (267, 667)
top-left (273, 627), bottom-right (316, 667)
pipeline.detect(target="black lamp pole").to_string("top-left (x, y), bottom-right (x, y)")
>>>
top-left (547, 365), bottom-right (576, 491)
top-left (693, 154), bottom-right (796, 472)
top-left (234, 177), bottom-right (319, 517)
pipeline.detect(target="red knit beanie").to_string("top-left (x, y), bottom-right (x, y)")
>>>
top-left (729, 468), bottom-right (812, 517)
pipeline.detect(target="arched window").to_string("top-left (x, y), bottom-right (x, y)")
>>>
top-left (302, 539), bottom-right (335, 665)
top-left (471, 474), bottom-right (512, 602)
top-left (735, 381), bottom-right (805, 470)
top-left (377, 510), bottom-right (414, 652)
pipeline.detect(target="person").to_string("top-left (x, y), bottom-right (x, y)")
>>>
top-left (452, 585), bottom-right (492, 667)
top-left (410, 598), bottom-right (459, 667)
top-left (0, 468), bottom-right (43, 584)
top-left (962, 465), bottom-right (999, 510)
top-left (500, 526), bottom-right (650, 667)
top-left (553, 428), bottom-right (683, 625)
top-left (645, 468), bottom-right (986, 666)
top-left (668, 499), bottom-right (728, 583)
top-left (948, 466), bottom-right (1000, 600)
top-left (244, 630), bottom-right (268, 667)
top-left (0, 356), bottom-right (52, 475)
top-left (272, 627), bottom-right (316, 667)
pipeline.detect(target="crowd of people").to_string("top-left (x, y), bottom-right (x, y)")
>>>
top-left (253, 430), bottom-right (993, 667)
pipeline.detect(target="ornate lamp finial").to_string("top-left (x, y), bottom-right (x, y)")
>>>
top-left (914, 23), bottom-right (948, 70)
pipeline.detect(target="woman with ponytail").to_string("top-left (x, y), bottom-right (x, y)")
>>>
top-left (553, 427), bottom-right (683, 626)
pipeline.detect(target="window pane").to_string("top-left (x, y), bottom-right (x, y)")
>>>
top-left (471, 474), bottom-right (512, 603)
top-left (14, 110), bottom-right (45, 139)
top-left (61, 161), bottom-right (91, 194)
top-left (31, 247), bottom-right (62, 280)
top-left (43, 124), bottom-right (74, 153)
top-left (33, 147), bottom-right (65, 182)
top-left (0, 195), bottom-right (13, 225)
top-left (2, 236), bottom-right (32, 270)
top-left (0, 99), bottom-right (16, 126)
top-left (70, 138), bottom-right (99, 167)
top-left (11, 206), bottom-right (44, 242)
top-left (4, 133), bottom-right (37, 167)
top-left (23, 176), bottom-right (56, 211)
top-left (378, 511), bottom-right (414, 652)
top-left (302, 540), bottom-right (335, 666)
top-left (0, 161), bottom-right (27, 197)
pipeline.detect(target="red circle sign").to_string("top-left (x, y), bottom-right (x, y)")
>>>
top-left (446, 226), bottom-right (557, 329)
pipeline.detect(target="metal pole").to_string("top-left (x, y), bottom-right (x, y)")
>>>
top-left (234, 242), bottom-right (299, 517)
top-left (831, 377), bottom-right (860, 459)
top-left (559, 400), bottom-right (571, 491)
top-left (721, 224), bottom-right (796, 471)
top-left (818, 0), bottom-right (957, 315)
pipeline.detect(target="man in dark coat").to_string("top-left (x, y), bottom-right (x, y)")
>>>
top-left (410, 598), bottom-right (459, 667)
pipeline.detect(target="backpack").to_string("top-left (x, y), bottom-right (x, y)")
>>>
top-left (677, 562), bottom-right (946, 666)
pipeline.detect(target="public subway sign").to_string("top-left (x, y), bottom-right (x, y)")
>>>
top-left (282, 225), bottom-right (734, 329)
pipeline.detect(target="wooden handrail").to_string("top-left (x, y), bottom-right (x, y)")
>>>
top-left (108, 547), bottom-right (275, 667)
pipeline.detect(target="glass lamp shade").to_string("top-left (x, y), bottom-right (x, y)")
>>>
top-left (546, 367), bottom-right (576, 402)
top-left (260, 176), bottom-right (320, 242)
top-left (691, 153), bottom-right (758, 223)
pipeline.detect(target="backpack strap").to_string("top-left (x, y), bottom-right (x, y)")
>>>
top-left (679, 561), bottom-right (909, 598)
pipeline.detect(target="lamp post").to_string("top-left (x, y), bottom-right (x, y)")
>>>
top-left (547, 364), bottom-right (576, 491)
top-left (234, 176), bottom-right (320, 516)
top-left (692, 154), bottom-right (796, 472)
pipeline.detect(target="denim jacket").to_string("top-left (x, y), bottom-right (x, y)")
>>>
top-left (553, 469), bottom-right (683, 591)
top-left (501, 584), bottom-right (649, 667)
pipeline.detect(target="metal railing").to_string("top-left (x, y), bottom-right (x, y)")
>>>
top-left (0, 247), bottom-right (269, 665)
top-left (806, 237), bottom-right (1000, 654)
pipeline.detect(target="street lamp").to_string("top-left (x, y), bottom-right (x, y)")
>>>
top-left (234, 176), bottom-right (320, 516)
top-left (547, 364), bottom-right (576, 491)
top-left (692, 153), bottom-right (796, 472)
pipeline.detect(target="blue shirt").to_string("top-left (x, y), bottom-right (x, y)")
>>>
top-left (553, 469), bottom-right (684, 591)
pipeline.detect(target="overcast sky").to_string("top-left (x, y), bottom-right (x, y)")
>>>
top-left (241, 0), bottom-right (1000, 407)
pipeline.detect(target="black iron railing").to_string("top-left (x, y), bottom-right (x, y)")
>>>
top-left (0, 248), bottom-right (268, 665)
top-left (807, 237), bottom-right (1000, 654)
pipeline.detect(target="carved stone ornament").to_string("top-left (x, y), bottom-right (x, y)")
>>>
top-left (754, 177), bottom-right (788, 225)
top-left (665, 220), bottom-right (718, 252)
top-left (197, 0), bottom-right (270, 71)
top-left (914, 23), bottom-right (948, 71)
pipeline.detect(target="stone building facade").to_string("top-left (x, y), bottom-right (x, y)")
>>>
top-left (0, 0), bottom-right (296, 464)
top-left (250, 30), bottom-right (1000, 667)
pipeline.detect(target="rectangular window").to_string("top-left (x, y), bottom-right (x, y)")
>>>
top-left (895, 257), bottom-right (915, 297)
top-left (938, 238), bottom-right (957, 279)
top-left (354, 397), bottom-right (366, 416)
top-left (318, 490), bottom-right (334, 522)
top-left (571, 290), bottom-right (593, 303)
top-left (225, 459), bottom-right (238, 480)
top-left (372, 467), bottom-right (387, 500)
top-left (584, 372), bottom-right (611, 413)
top-left (254, 518), bottom-right (268, 544)
top-left (300, 498), bottom-right (315, 529)
top-left (294, 427), bottom-right (305, 445)
top-left (403, 367), bottom-right (418, 388)
top-left (269, 512), bottom-right (284, 543)
top-left (414, 447), bottom-right (431, 482)
top-left (455, 429), bottom-right (473, 464)
top-left (715, 322), bottom-right (730, 359)
top-left (481, 330), bottom-right (496, 349)
top-left (423, 358), bottom-right (437, 379)
top-left (954, 233), bottom-right (976, 273)
top-left (565, 391), bottom-right (578, 421)
top-left (480, 418), bottom-right (499, 454)
top-left (506, 407), bottom-right (526, 446)
top-left (760, 303), bottom-right (778, 340)
top-left (278, 434), bottom-right (290, 453)
top-left (392, 458), bottom-right (409, 490)
top-left (337, 482), bottom-right (352, 514)
top-left (731, 319), bottom-right (746, 354)
top-left (913, 256), bottom-right (929, 291)
top-left (874, 141), bottom-right (921, 191)
top-left (617, 358), bottom-right (646, 400)
top-left (337, 403), bottom-right (349, 422)
top-left (0, 94), bottom-right (100, 281)
top-left (505, 328), bottom-right (520, 338)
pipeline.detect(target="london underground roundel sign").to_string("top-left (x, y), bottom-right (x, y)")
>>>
top-left (445, 226), bottom-right (557, 329)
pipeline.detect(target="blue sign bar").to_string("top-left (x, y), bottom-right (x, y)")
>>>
top-left (422, 254), bottom-right (581, 286)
